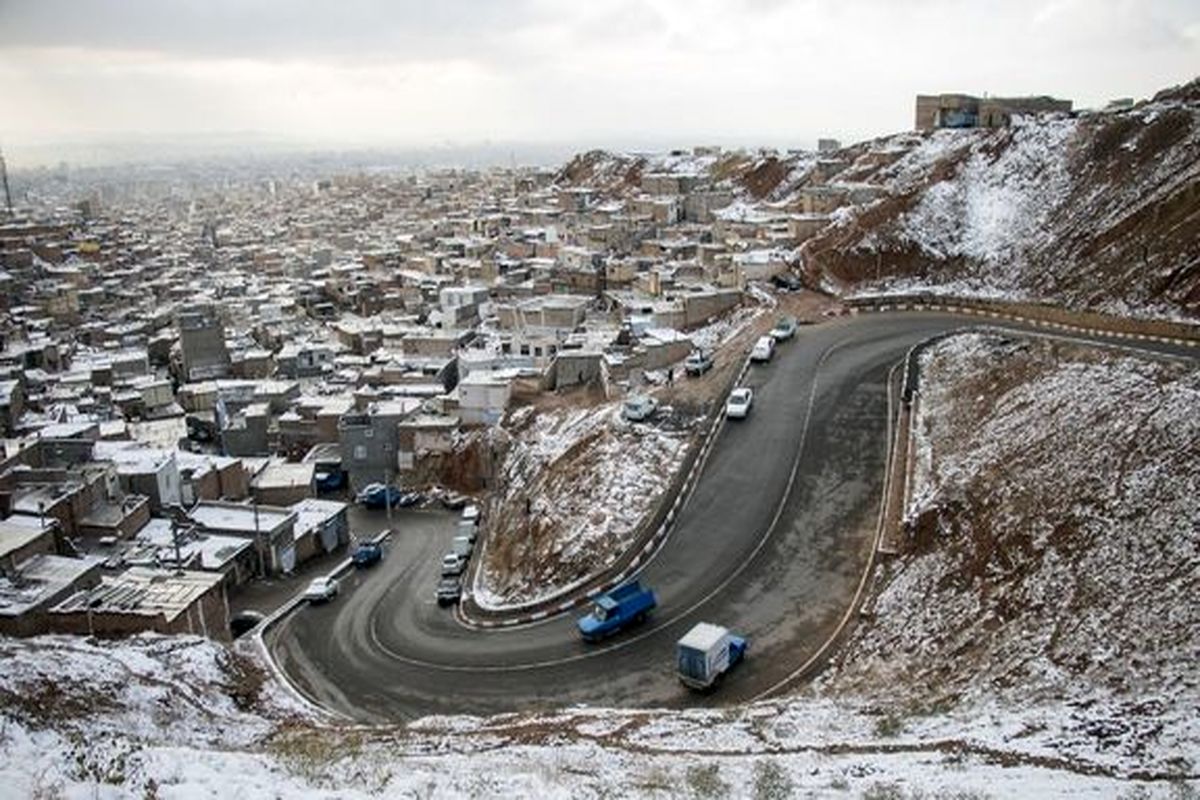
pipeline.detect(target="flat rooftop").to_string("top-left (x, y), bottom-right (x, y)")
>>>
top-left (51, 566), bottom-right (224, 622)
top-left (188, 501), bottom-right (294, 535)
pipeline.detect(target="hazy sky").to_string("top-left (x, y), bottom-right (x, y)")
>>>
top-left (1, 0), bottom-right (1197, 162)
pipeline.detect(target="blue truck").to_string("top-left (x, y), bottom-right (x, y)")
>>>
top-left (577, 581), bottom-right (657, 641)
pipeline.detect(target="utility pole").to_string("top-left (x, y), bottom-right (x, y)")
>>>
top-left (252, 499), bottom-right (266, 576)
top-left (383, 467), bottom-right (393, 526)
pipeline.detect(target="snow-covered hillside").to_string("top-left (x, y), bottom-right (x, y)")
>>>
top-left (2, 632), bottom-right (1195, 798)
top-left (818, 331), bottom-right (1200, 779)
top-left (804, 79), bottom-right (1200, 320)
top-left (472, 400), bottom-right (694, 608)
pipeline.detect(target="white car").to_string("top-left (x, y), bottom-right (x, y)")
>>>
top-left (622, 395), bottom-right (659, 422)
top-left (726, 387), bottom-right (754, 419)
top-left (461, 504), bottom-right (481, 524)
top-left (750, 336), bottom-right (775, 362)
top-left (441, 553), bottom-right (467, 577)
top-left (452, 535), bottom-right (475, 558)
top-left (303, 576), bottom-right (339, 603)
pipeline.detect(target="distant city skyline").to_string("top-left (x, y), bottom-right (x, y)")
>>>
top-left (1, 0), bottom-right (1197, 166)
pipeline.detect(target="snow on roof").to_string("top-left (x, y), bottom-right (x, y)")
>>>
top-left (189, 502), bottom-right (294, 535)
top-left (50, 567), bottom-right (223, 621)
top-left (0, 554), bottom-right (102, 617)
top-left (290, 498), bottom-right (347, 537)
top-left (252, 462), bottom-right (315, 489)
top-left (677, 622), bottom-right (729, 652)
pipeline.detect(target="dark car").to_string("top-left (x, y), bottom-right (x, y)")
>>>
top-left (357, 484), bottom-right (422, 510)
top-left (436, 576), bottom-right (463, 606)
top-left (771, 272), bottom-right (803, 292)
top-left (351, 541), bottom-right (383, 568)
top-left (315, 469), bottom-right (347, 493)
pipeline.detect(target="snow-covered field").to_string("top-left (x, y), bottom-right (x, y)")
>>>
top-left (0, 632), bottom-right (1194, 798)
top-left (472, 401), bottom-right (694, 609)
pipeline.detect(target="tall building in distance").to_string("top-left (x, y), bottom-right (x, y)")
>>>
top-left (177, 304), bottom-right (231, 381)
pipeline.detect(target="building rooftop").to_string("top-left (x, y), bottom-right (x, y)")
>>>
top-left (50, 566), bottom-right (224, 622)
top-left (0, 554), bottom-right (102, 617)
top-left (188, 501), bottom-right (294, 535)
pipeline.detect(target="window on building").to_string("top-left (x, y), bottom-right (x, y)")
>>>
top-left (519, 344), bottom-right (530, 356)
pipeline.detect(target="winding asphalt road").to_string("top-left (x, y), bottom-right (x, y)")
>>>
top-left (265, 311), bottom-right (1196, 722)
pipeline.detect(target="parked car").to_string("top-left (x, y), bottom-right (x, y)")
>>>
top-left (314, 469), bottom-right (347, 492)
top-left (750, 336), bottom-right (775, 362)
top-left (684, 350), bottom-right (714, 376)
top-left (771, 272), bottom-right (803, 292)
top-left (456, 519), bottom-right (478, 544)
top-left (451, 535), bottom-right (474, 558)
top-left (303, 577), bottom-right (339, 603)
top-left (461, 504), bottom-right (481, 524)
top-left (356, 483), bottom-right (408, 509)
top-left (351, 541), bottom-right (384, 568)
top-left (440, 492), bottom-right (471, 511)
top-left (726, 387), bottom-right (754, 419)
top-left (770, 316), bottom-right (798, 341)
top-left (436, 576), bottom-right (463, 606)
top-left (441, 553), bottom-right (467, 577)
top-left (622, 395), bottom-right (659, 422)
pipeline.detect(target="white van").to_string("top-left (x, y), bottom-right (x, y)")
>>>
top-left (750, 336), bottom-right (775, 363)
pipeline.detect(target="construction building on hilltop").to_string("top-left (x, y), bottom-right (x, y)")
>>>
top-left (915, 93), bottom-right (1073, 130)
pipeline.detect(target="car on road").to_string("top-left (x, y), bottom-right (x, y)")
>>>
top-left (577, 581), bottom-right (657, 641)
top-left (750, 336), bottom-right (775, 362)
top-left (461, 504), bottom-right (481, 524)
top-left (351, 541), bottom-right (384, 568)
top-left (726, 387), bottom-right (754, 419)
top-left (684, 350), bottom-right (714, 376)
top-left (303, 576), bottom-right (340, 603)
top-left (436, 576), bottom-right (463, 606)
top-left (622, 395), bottom-right (658, 422)
top-left (441, 553), bottom-right (467, 577)
top-left (676, 622), bottom-right (747, 690)
top-left (451, 535), bottom-right (474, 558)
top-left (770, 316), bottom-right (798, 341)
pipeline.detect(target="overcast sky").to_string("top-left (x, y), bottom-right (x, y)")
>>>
top-left (1, 0), bottom-right (1197, 164)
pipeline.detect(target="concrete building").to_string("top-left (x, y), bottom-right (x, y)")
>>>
top-left (177, 304), bottom-right (231, 381)
top-left (0, 554), bottom-right (104, 637)
top-left (915, 93), bottom-right (1073, 130)
top-left (188, 500), bottom-right (298, 575)
top-left (48, 566), bottom-right (230, 641)
top-left (338, 399), bottom-right (423, 490)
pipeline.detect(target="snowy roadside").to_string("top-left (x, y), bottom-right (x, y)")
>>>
top-left (0, 633), bottom-right (1194, 798)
